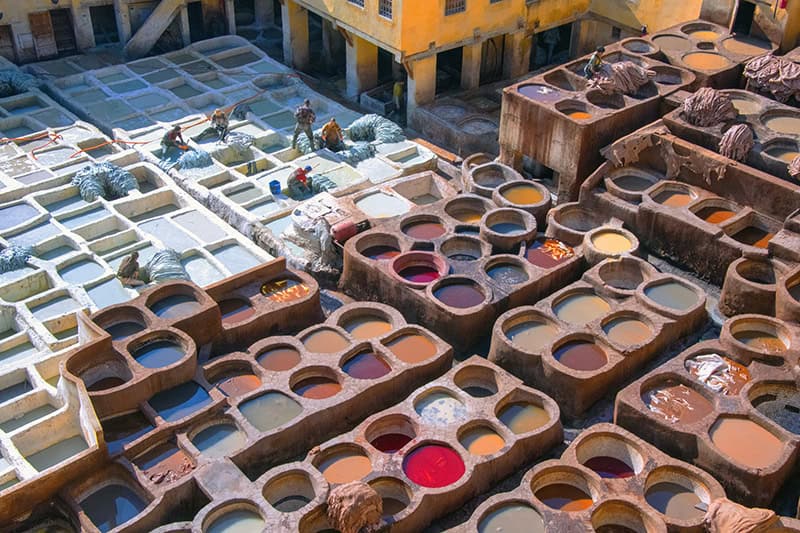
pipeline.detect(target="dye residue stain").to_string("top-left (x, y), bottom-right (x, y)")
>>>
top-left (486, 263), bottom-right (528, 285)
top-left (478, 503), bottom-right (545, 533)
top-left (553, 293), bottom-right (610, 325)
top-left (497, 402), bottom-right (549, 434)
top-left (342, 352), bottom-right (391, 379)
top-left (191, 423), bottom-right (246, 458)
top-left (81, 484), bottom-right (146, 532)
top-left (386, 334), bottom-right (437, 364)
top-left (342, 316), bottom-right (392, 339)
top-left (525, 238), bottom-right (574, 269)
top-left (643, 382), bottom-right (712, 424)
top-left (218, 298), bottom-right (255, 325)
top-left (318, 451), bottom-right (372, 484)
top-left (459, 426), bottom-right (505, 455)
top-left (361, 245), bottom-right (401, 260)
top-left (257, 346), bottom-right (302, 371)
top-left (645, 482), bottom-right (704, 521)
top-left (710, 417), bottom-right (784, 469)
top-left (371, 433), bottom-right (412, 453)
top-left (535, 484), bottom-right (593, 511)
top-left (403, 444), bottom-right (465, 488)
top-left (501, 184), bottom-right (544, 205)
top-left (591, 231), bottom-right (633, 254)
top-left (292, 376), bottom-right (342, 399)
top-left (583, 456), bottom-right (635, 478)
top-left (403, 221), bottom-right (446, 239)
top-left (134, 442), bottom-right (195, 484)
top-left (553, 341), bottom-right (607, 371)
top-left (260, 279), bottom-right (311, 303)
top-left (685, 353), bottom-right (750, 395)
top-left (302, 328), bottom-right (350, 353)
top-left (733, 329), bottom-right (787, 352)
top-left (206, 509), bottom-right (265, 533)
top-left (149, 294), bottom-right (202, 320)
top-left (603, 317), bottom-right (652, 346)
top-left (239, 392), bottom-right (303, 432)
top-left (434, 283), bottom-right (485, 309)
top-left (216, 374), bottom-right (262, 397)
top-left (644, 281), bottom-right (698, 311)
top-left (133, 340), bottom-right (184, 369)
top-left (415, 392), bottom-right (467, 426)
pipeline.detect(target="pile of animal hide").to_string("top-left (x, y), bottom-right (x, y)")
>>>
top-left (743, 53), bottom-right (800, 103)
top-left (590, 61), bottom-right (655, 95)
top-left (718, 124), bottom-right (753, 162)
top-left (682, 88), bottom-right (737, 127)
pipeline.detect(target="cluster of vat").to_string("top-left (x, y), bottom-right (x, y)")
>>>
top-left (467, 423), bottom-right (728, 532)
top-left (490, 256), bottom-right (708, 416)
top-left (615, 313), bottom-right (800, 505)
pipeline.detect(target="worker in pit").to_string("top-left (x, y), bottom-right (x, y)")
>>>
top-left (321, 117), bottom-right (345, 152)
top-left (292, 99), bottom-right (316, 151)
top-left (117, 251), bottom-right (144, 287)
top-left (161, 125), bottom-right (187, 157)
top-left (584, 46), bottom-right (606, 79)
top-left (287, 165), bottom-right (314, 200)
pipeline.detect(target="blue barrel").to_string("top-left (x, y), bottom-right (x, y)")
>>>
top-left (269, 180), bottom-right (281, 195)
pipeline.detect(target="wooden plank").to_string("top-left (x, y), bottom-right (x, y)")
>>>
top-left (28, 11), bottom-right (58, 60)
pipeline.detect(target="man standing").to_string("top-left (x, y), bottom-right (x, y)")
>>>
top-left (584, 46), bottom-right (605, 79)
top-left (392, 80), bottom-right (405, 117)
top-left (292, 99), bottom-right (316, 150)
top-left (321, 118), bottom-right (344, 152)
top-left (210, 108), bottom-right (229, 141)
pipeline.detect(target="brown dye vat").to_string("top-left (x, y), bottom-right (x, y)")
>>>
top-left (343, 316), bottom-right (392, 339)
top-left (257, 347), bottom-right (301, 371)
top-left (723, 36), bottom-right (772, 56)
top-left (554, 341), bottom-right (608, 371)
top-left (696, 206), bottom-right (736, 225)
top-left (583, 456), bottom-right (635, 478)
top-left (525, 238), bottom-right (575, 269)
top-left (567, 111), bottom-right (592, 121)
top-left (218, 298), bottom-right (254, 325)
top-left (603, 317), bottom-right (652, 345)
top-left (683, 52), bottom-right (731, 70)
top-left (554, 293), bottom-right (610, 325)
top-left (505, 321), bottom-right (558, 352)
top-left (732, 226), bottom-right (773, 248)
top-left (384, 333), bottom-right (437, 364)
top-left (134, 442), bottom-right (195, 484)
top-left (302, 329), bottom-right (349, 353)
top-left (685, 354), bottom-right (750, 395)
top-left (318, 452), bottom-right (372, 484)
top-left (535, 484), bottom-right (593, 511)
top-left (434, 283), bottom-right (485, 309)
top-left (643, 382), bottom-right (712, 424)
top-left (653, 34), bottom-right (692, 52)
top-left (403, 221), bottom-right (446, 239)
top-left (478, 504), bottom-right (545, 533)
top-left (460, 426), bottom-right (506, 455)
top-left (654, 190), bottom-right (692, 207)
top-left (260, 279), bottom-right (311, 303)
top-left (765, 147), bottom-right (800, 163)
top-left (501, 184), bottom-right (544, 205)
top-left (645, 482), bottom-right (704, 520)
top-left (497, 403), bottom-right (550, 434)
top-left (710, 417), bottom-right (784, 469)
top-left (216, 374), bottom-right (261, 397)
top-left (764, 115), bottom-right (800, 135)
top-left (730, 97), bottom-right (761, 115)
top-left (733, 330), bottom-right (786, 352)
top-left (688, 29), bottom-right (721, 40)
top-left (292, 377), bottom-right (342, 399)
top-left (644, 282), bottom-right (699, 311)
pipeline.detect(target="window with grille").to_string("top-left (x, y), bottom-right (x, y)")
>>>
top-left (445, 0), bottom-right (466, 15)
top-left (379, 0), bottom-right (393, 19)
top-left (348, 0), bottom-right (365, 6)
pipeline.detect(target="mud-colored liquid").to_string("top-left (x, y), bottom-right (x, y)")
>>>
top-left (191, 423), bottom-right (245, 458)
top-left (583, 456), bottom-right (635, 478)
top-left (260, 279), bottom-right (311, 303)
top-left (535, 484), bottom-right (593, 511)
top-left (613, 174), bottom-right (653, 191)
top-left (478, 504), bottom-right (545, 533)
top-left (554, 293), bottom-right (611, 325)
top-left (497, 402), bottom-right (549, 434)
top-left (218, 298), bottom-right (255, 325)
top-left (149, 294), bottom-right (202, 320)
top-left (206, 510), bottom-right (265, 533)
top-left (654, 190), bottom-right (693, 207)
top-left (697, 207), bottom-right (736, 224)
top-left (342, 316), bottom-right (392, 339)
top-left (505, 320), bottom-right (558, 352)
top-left (501, 184), bottom-right (544, 205)
top-left (342, 352), bottom-right (391, 379)
top-left (683, 52), bottom-right (731, 70)
top-left (645, 281), bottom-right (698, 311)
top-left (525, 238), bottom-right (575, 269)
top-left (653, 34), bottom-right (691, 52)
top-left (302, 329), bottom-right (350, 353)
top-left (554, 341), bottom-right (608, 371)
top-left (486, 263), bottom-right (529, 284)
top-left (685, 353), bottom-right (750, 395)
top-left (216, 374), bottom-right (261, 397)
top-left (688, 29), bottom-right (721, 40)
top-left (434, 283), bottom-right (485, 309)
top-left (134, 442), bottom-right (195, 485)
top-left (645, 482), bottom-right (704, 520)
top-left (370, 433), bottom-right (412, 453)
top-left (239, 392), bottom-right (303, 432)
top-left (386, 334), bottom-right (437, 364)
top-left (319, 452), bottom-right (372, 484)
top-left (460, 426), bottom-right (505, 455)
top-left (81, 484), bottom-right (146, 532)
top-left (362, 245), bottom-right (401, 260)
top-left (732, 226), bottom-right (774, 248)
top-left (567, 110), bottom-right (592, 120)
top-left (710, 417), bottom-right (784, 468)
top-left (257, 347), bottom-right (301, 371)
top-left (603, 317), bottom-right (652, 345)
top-left (133, 340), bottom-right (184, 369)
top-left (766, 147), bottom-right (800, 163)
top-left (643, 382), bottom-right (712, 424)
top-left (105, 322), bottom-right (145, 341)
top-left (403, 444), bottom-right (465, 488)
top-left (450, 210), bottom-right (483, 223)
top-left (591, 231), bottom-right (633, 253)
top-left (403, 221), bottom-right (445, 239)
top-left (292, 377), bottom-right (342, 399)
top-left (723, 35), bottom-right (772, 56)
top-left (764, 115), bottom-right (800, 135)
top-left (490, 222), bottom-right (525, 234)
top-left (399, 265), bottom-right (441, 283)
top-left (730, 97), bottom-right (761, 115)
top-left (734, 330), bottom-right (787, 352)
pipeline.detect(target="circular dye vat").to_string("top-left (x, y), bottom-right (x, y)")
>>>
top-left (386, 334), bottom-right (437, 364)
top-left (763, 115), bottom-right (800, 135)
top-left (272, 494), bottom-right (311, 513)
top-left (733, 329), bottom-right (787, 352)
top-left (722, 35), bottom-right (772, 56)
top-left (603, 317), bottom-right (652, 345)
top-left (497, 402), bottom-right (549, 434)
top-left (525, 238), bottom-right (575, 269)
top-left (644, 281), bottom-right (698, 311)
top-left (653, 34), bottom-right (692, 52)
top-left (645, 482), bottom-right (704, 521)
top-left (591, 231), bottom-right (633, 254)
top-left (191, 423), bottom-right (245, 458)
top-left (292, 376), bottom-right (342, 399)
top-left (486, 263), bottom-right (529, 285)
top-left (460, 426), bottom-right (505, 456)
top-left (403, 444), bottom-right (465, 488)
top-left (302, 329), bottom-right (350, 353)
top-left (730, 96), bottom-right (761, 115)
top-left (450, 209), bottom-right (484, 224)
top-left (403, 220), bottom-right (445, 239)
top-left (567, 110), bottom-right (592, 120)
top-left (461, 385), bottom-right (495, 398)
top-left (583, 456), bottom-right (635, 478)
top-left (215, 374), bottom-right (261, 397)
top-left (81, 484), bottom-right (146, 532)
top-left (554, 293), bottom-right (611, 325)
top-left (554, 341), bottom-right (608, 371)
top-left (518, 84), bottom-right (563, 103)
top-left (765, 146), bottom-right (800, 163)
top-left (710, 417), bottom-right (784, 468)
top-left (490, 222), bottom-right (525, 234)
top-left (342, 316), bottom-right (392, 339)
top-left (434, 283), bottom-right (485, 309)
top-left (206, 509), bottom-right (265, 533)
top-left (105, 321), bottom-right (145, 341)
top-left (342, 352), bottom-right (391, 379)
top-left (687, 29), bottom-right (721, 40)
top-left (239, 392), bottom-right (303, 432)
top-left (753, 387), bottom-right (800, 435)
top-left (415, 392), bottom-right (467, 426)
top-left (260, 278), bottom-right (310, 303)
top-left (362, 245), bottom-right (401, 261)
top-left (612, 174), bottom-right (654, 191)
top-left (318, 451), bottom-right (372, 484)
top-left (683, 52), bottom-right (731, 70)
top-left (643, 382), bottom-right (712, 424)
top-left (371, 433), bottom-right (412, 453)
top-left (398, 265), bottom-right (440, 284)
top-left (685, 353), bottom-right (750, 395)
top-left (696, 206), bottom-right (737, 225)
top-left (382, 496), bottom-right (408, 516)
top-left (501, 184), bottom-right (544, 205)
top-left (478, 503), bottom-right (545, 533)
top-left (505, 320), bottom-right (558, 352)
top-left (257, 347), bottom-right (301, 371)
top-left (88, 377), bottom-right (127, 392)
top-left (535, 484), bottom-right (593, 511)
top-left (149, 294), bottom-right (202, 319)
top-left (133, 340), bottom-right (184, 369)
top-left (218, 298), bottom-right (254, 325)
top-left (654, 189), bottom-right (693, 208)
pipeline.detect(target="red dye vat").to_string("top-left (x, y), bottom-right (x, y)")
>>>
top-left (525, 238), bottom-right (575, 269)
top-left (343, 352), bottom-right (391, 379)
top-left (583, 456), bottom-right (635, 479)
top-left (403, 444), bottom-right (465, 488)
top-left (399, 265), bottom-right (441, 283)
top-left (370, 433), bottom-right (412, 453)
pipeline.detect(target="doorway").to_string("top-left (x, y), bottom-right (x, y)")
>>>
top-left (188, 1), bottom-right (206, 42)
top-left (49, 9), bottom-right (77, 56)
top-left (531, 22), bottom-right (573, 70)
top-left (90, 5), bottom-right (119, 45)
top-left (0, 26), bottom-right (16, 62)
top-left (436, 47), bottom-right (463, 95)
top-left (732, 1), bottom-right (756, 35)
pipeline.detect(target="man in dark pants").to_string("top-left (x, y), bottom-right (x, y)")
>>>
top-left (292, 99), bottom-right (316, 151)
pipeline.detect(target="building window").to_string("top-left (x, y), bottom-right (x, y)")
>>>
top-left (445, 0), bottom-right (466, 15)
top-left (611, 26), bottom-right (621, 39)
top-left (348, 0), bottom-right (365, 6)
top-left (379, 0), bottom-right (393, 19)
